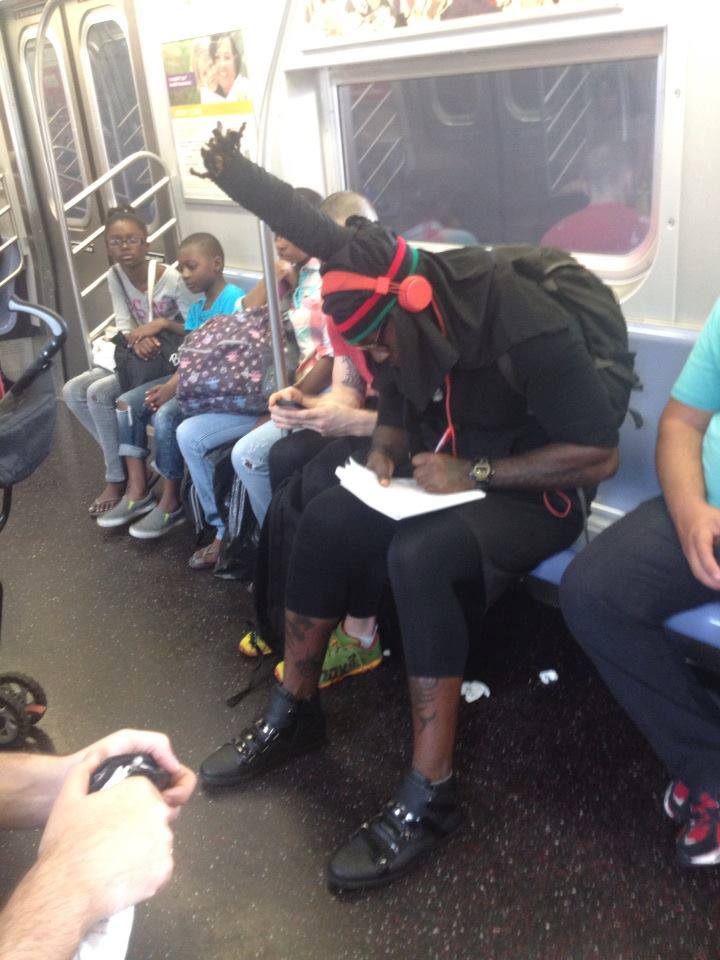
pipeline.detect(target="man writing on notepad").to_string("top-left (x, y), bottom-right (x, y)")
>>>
top-left (195, 125), bottom-right (620, 889)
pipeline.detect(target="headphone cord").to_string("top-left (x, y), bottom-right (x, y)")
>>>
top-left (430, 297), bottom-right (457, 457)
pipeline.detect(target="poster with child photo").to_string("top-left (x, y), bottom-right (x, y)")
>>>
top-left (162, 30), bottom-right (257, 201)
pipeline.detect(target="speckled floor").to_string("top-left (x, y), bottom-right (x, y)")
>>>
top-left (2, 405), bottom-right (720, 960)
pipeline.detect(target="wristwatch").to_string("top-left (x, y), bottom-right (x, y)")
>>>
top-left (468, 457), bottom-right (495, 489)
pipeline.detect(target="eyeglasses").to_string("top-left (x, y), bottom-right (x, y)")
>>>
top-left (354, 320), bottom-right (391, 361)
top-left (107, 236), bottom-right (145, 248)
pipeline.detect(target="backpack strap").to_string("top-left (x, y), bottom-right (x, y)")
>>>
top-left (114, 260), bottom-right (156, 326)
top-left (146, 256), bottom-right (157, 322)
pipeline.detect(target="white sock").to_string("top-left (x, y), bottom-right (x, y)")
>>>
top-left (342, 620), bottom-right (377, 648)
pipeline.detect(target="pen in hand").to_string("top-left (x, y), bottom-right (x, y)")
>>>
top-left (434, 428), bottom-right (452, 454)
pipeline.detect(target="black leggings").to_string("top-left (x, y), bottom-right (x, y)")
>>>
top-left (286, 485), bottom-right (582, 677)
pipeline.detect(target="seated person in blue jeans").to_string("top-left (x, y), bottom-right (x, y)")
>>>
top-left (231, 190), bottom-right (378, 530)
top-left (177, 190), bottom-right (324, 571)
top-left (561, 297), bottom-right (720, 868)
top-left (99, 233), bottom-right (245, 538)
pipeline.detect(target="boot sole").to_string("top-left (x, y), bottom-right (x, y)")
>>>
top-left (274, 655), bottom-right (383, 689)
top-left (200, 736), bottom-right (327, 787)
top-left (128, 518), bottom-right (186, 539)
top-left (97, 503), bottom-right (155, 528)
top-left (319, 655), bottom-right (383, 690)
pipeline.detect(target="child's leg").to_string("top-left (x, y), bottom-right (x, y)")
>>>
top-left (230, 419), bottom-right (283, 527)
top-left (152, 398), bottom-right (184, 513)
top-left (176, 411), bottom-right (259, 542)
top-left (64, 370), bottom-right (125, 487)
top-left (116, 377), bottom-right (169, 500)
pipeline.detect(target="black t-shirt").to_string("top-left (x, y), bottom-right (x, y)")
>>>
top-left (375, 324), bottom-right (619, 462)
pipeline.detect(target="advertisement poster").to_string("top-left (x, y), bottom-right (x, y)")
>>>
top-left (161, 31), bottom-right (256, 202)
top-left (303, 0), bottom-right (614, 42)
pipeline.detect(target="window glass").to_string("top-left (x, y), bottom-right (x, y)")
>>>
top-left (86, 20), bottom-right (154, 220)
top-left (338, 57), bottom-right (657, 256)
top-left (25, 38), bottom-right (88, 219)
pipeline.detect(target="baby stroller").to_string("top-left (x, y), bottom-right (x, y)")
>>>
top-left (0, 295), bottom-right (67, 746)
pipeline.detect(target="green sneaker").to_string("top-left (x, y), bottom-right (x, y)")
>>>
top-left (274, 625), bottom-right (382, 689)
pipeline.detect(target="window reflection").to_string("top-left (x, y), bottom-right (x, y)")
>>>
top-left (339, 57), bottom-right (657, 256)
top-left (25, 38), bottom-right (88, 218)
top-left (86, 21), bottom-right (154, 220)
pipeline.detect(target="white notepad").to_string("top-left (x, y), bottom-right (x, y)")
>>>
top-left (335, 458), bottom-right (485, 521)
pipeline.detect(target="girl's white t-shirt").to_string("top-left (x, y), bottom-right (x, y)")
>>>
top-left (108, 263), bottom-right (195, 333)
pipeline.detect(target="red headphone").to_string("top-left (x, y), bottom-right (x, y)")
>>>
top-left (321, 266), bottom-right (433, 313)
top-left (321, 237), bottom-right (434, 344)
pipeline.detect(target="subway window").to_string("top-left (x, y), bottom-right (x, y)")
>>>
top-left (337, 57), bottom-right (658, 258)
top-left (24, 37), bottom-right (89, 220)
top-left (85, 19), bottom-right (154, 220)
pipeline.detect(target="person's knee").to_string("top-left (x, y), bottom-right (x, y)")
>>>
top-left (297, 487), bottom-right (348, 547)
top-left (388, 519), bottom-right (456, 588)
top-left (85, 379), bottom-right (102, 405)
top-left (152, 405), bottom-right (175, 441)
top-left (61, 377), bottom-right (80, 405)
top-left (231, 435), bottom-right (257, 478)
top-left (387, 528), bottom-right (428, 585)
top-left (175, 419), bottom-right (193, 456)
top-left (559, 547), bottom-right (607, 625)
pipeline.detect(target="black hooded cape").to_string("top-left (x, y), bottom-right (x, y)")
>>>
top-left (214, 154), bottom-right (571, 415)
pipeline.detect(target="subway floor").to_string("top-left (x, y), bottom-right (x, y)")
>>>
top-left (2, 405), bottom-right (720, 960)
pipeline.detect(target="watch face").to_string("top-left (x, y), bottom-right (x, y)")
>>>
top-left (472, 460), bottom-right (491, 483)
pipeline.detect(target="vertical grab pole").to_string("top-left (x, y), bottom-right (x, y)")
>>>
top-left (256, 0), bottom-right (296, 391)
top-left (34, 0), bottom-right (92, 364)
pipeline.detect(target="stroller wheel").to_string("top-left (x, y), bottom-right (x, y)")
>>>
top-left (0, 688), bottom-right (29, 746)
top-left (0, 673), bottom-right (47, 724)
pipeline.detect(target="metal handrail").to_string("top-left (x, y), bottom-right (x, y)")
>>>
top-left (0, 173), bottom-right (24, 294)
top-left (0, 258), bottom-right (24, 294)
top-left (35, 0), bottom-right (91, 362)
top-left (34, 2), bottom-right (179, 359)
top-left (257, 0), bottom-right (295, 393)
top-left (63, 149), bottom-right (168, 212)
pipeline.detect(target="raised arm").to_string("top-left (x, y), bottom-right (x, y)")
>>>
top-left (194, 125), bottom-right (351, 261)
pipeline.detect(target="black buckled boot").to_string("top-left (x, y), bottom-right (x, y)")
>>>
top-left (199, 685), bottom-right (326, 786)
top-left (327, 769), bottom-right (463, 890)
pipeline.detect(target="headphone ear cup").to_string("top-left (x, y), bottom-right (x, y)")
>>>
top-left (397, 274), bottom-right (433, 312)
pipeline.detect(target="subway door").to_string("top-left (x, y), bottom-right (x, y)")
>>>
top-left (3, 0), bottom-right (171, 380)
top-left (0, 12), bottom-right (56, 386)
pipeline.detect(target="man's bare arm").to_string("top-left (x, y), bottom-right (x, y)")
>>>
top-left (294, 355), bottom-right (333, 396)
top-left (656, 397), bottom-right (720, 588)
top-left (412, 442), bottom-right (618, 494)
top-left (0, 754), bottom-right (69, 830)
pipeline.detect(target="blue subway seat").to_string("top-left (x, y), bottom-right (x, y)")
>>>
top-left (530, 548), bottom-right (579, 587)
top-left (531, 550), bottom-right (720, 674)
top-left (664, 604), bottom-right (720, 651)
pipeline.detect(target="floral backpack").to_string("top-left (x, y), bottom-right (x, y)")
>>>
top-left (176, 305), bottom-right (299, 417)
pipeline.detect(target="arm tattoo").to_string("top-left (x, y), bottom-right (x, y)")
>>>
top-left (338, 357), bottom-right (365, 394)
top-left (409, 676), bottom-right (439, 735)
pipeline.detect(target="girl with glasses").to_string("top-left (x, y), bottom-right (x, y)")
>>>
top-left (62, 205), bottom-right (194, 518)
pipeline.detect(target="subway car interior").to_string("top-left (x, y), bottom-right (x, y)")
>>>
top-left (2, 0), bottom-right (720, 957)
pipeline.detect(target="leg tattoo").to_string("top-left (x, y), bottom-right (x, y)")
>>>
top-left (283, 611), bottom-right (336, 696)
top-left (409, 676), bottom-right (440, 736)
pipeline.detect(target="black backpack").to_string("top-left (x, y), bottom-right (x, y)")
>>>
top-left (494, 245), bottom-right (642, 429)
